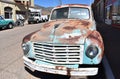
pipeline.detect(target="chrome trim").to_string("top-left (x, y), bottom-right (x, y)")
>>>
top-left (33, 42), bottom-right (84, 64)
top-left (23, 56), bottom-right (98, 76)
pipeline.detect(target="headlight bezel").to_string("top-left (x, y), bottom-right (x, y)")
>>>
top-left (22, 43), bottom-right (30, 56)
top-left (85, 45), bottom-right (99, 59)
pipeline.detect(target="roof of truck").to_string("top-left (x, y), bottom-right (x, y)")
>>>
top-left (53, 4), bottom-right (91, 9)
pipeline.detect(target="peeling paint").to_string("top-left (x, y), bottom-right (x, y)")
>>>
top-left (63, 26), bottom-right (76, 30)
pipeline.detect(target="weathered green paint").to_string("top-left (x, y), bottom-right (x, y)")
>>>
top-left (35, 60), bottom-right (79, 68)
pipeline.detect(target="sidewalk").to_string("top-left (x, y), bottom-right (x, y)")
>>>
top-left (96, 22), bottom-right (120, 79)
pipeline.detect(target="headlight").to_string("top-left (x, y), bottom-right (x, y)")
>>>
top-left (22, 43), bottom-right (30, 55)
top-left (86, 45), bottom-right (99, 59)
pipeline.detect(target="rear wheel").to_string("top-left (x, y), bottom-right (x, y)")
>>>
top-left (28, 22), bottom-right (31, 24)
top-left (8, 23), bottom-right (13, 29)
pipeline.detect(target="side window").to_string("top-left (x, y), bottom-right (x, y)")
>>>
top-left (0, 16), bottom-right (3, 20)
top-left (51, 10), bottom-right (57, 20)
top-left (51, 7), bottom-right (69, 20)
top-left (39, 14), bottom-right (41, 17)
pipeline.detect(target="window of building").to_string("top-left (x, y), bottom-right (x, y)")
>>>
top-left (4, 7), bottom-right (12, 19)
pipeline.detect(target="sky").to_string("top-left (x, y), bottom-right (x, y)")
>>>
top-left (34, 0), bottom-right (94, 7)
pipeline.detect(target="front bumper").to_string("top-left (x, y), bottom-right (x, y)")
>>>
top-left (23, 56), bottom-right (98, 76)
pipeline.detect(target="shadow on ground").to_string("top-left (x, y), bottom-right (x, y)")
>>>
top-left (25, 67), bottom-right (70, 79)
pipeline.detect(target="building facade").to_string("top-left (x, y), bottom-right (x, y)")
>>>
top-left (92, 0), bottom-right (106, 22)
top-left (92, 0), bottom-right (120, 26)
top-left (105, 0), bottom-right (120, 26)
top-left (0, 0), bottom-right (34, 22)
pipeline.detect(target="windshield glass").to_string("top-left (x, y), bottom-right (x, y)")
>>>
top-left (30, 13), bottom-right (34, 17)
top-left (51, 7), bottom-right (69, 20)
top-left (51, 7), bottom-right (90, 20)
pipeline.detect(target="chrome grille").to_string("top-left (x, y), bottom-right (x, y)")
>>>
top-left (33, 42), bottom-right (83, 64)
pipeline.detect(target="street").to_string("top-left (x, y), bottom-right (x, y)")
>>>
top-left (0, 24), bottom-right (44, 79)
top-left (0, 23), bottom-right (109, 79)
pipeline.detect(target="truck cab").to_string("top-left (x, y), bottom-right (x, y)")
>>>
top-left (28, 12), bottom-right (41, 24)
top-left (22, 4), bottom-right (104, 76)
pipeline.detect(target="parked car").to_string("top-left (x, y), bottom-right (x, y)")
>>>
top-left (0, 15), bottom-right (14, 29)
top-left (22, 4), bottom-right (104, 76)
top-left (28, 12), bottom-right (41, 24)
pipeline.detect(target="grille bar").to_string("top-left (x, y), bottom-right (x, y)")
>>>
top-left (33, 42), bottom-right (83, 64)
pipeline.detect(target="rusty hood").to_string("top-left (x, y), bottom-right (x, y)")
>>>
top-left (23, 19), bottom-right (95, 44)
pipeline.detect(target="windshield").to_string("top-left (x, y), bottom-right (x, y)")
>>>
top-left (51, 7), bottom-right (90, 20)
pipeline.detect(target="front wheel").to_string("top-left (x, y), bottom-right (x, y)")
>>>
top-left (28, 22), bottom-right (31, 24)
top-left (8, 23), bottom-right (14, 29)
top-left (36, 20), bottom-right (39, 23)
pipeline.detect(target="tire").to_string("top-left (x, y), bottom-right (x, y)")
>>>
top-left (28, 22), bottom-right (31, 24)
top-left (36, 20), bottom-right (39, 23)
top-left (8, 23), bottom-right (13, 29)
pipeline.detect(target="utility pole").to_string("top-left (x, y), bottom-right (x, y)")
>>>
top-left (59, 0), bottom-right (62, 5)
top-left (26, 0), bottom-right (29, 24)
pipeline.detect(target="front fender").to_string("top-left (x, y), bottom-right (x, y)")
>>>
top-left (83, 31), bottom-right (104, 64)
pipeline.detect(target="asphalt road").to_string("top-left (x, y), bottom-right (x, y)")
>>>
top-left (0, 24), bottom-right (44, 79)
top-left (0, 23), bottom-right (106, 79)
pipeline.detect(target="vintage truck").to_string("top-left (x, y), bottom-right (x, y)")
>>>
top-left (28, 12), bottom-right (48, 24)
top-left (0, 15), bottom-right (14, 29)
top-left (22, 4), bottom-right (104, 76)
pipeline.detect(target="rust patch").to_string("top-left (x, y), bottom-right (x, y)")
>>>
top-left (66, 36), bottom-right (81, 41)
top-left (60, 36), bottom-right (81, 44)
top-left (23, 30), bottom-right (40, 43)
top-left (55, 66), bottom-right (66, 70)
top-left (43, 22), bottom-right (52, 28)
top-left (89, 34), bottom-right (100, 42)
top-left (43, 21), bottom-right (56, 28)
top-left (67, 68), bottom-right (71, 76)
top-left (63, 26), bottom-right (76, 30)
top-left (81, 20), bottom-right (90, 26)
top-left (98, 51), bottom-right (104, 59)
top-left (88, 31), bottom-right (104, 50)
top-left (54, 4), bottom-right (90, 10)
top-left (55, 66), bottom-right (71, 76)
top-left (88, 31), bottom-right (102, 44)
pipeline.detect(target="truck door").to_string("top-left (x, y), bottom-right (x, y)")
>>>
top-left (0, 16), bottom-right (6, 26)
